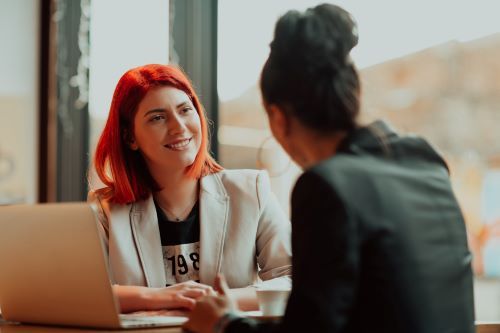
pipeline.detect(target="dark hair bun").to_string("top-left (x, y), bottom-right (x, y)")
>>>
top-left (261, 3), bottom-right (361, 133)
top-left (271, 4), bottom-right (358, 74)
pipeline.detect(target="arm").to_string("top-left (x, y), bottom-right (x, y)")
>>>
top-left (223, 172), bottom-right (291, 312)
top-left (87, 190), bottom-right (111, 258)
top-left (254, 172), bottom-right (292, 289)
top-left (227, 191), bottom-right (290, 311)
top-left (184, 170), bottom-right (358, 333)
top-left (227, 170), bottom-right (359, 333)
top-left (276, 170), bottom-right (359, 332)
top-left (88, 191), bottom-right (214, 313)
top-left (184, 276), bottom-right (279, 333)
top-left (113, 282), bottom-right (213, 313)
top-left (114, 285), bottom-right (187, 313)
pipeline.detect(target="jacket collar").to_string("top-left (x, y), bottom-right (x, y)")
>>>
top-left (338, 120), bottom-right (399, 156)
top-left (129, 172), bottom-right (229, 287)
top-left (198, 173), bottom-right (229, 285)
top-left (129, 196), bottom-right (165, 287)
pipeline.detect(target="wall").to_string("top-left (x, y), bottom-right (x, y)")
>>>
top-left (0, 0), bottom-right (39, 204)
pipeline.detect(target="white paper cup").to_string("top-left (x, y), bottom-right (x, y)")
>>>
top-left (256, 289), bottom-right (290, 316)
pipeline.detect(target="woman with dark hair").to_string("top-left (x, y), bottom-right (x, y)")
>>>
top-left (89, 64), bottom-right (291, 313)
top-left (184, 3), bottom-right (474, 333)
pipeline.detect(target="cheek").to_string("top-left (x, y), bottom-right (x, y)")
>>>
top-left (135, 127), bottom-right (164, 152)
top-left (193, 129), bottom-right (203, 153)
top-left (189, 116), bottom-right (202, 141)
top-left (135, 129), bottom-right (152, 146)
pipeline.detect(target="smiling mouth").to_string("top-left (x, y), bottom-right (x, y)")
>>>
top-left (164, 138), bottom-right (192, 150)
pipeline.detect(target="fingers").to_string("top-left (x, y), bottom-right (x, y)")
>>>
top-left (195, 284), bottom-right (215, 295)
top-left (172, 293), bottom-right (197, 310)
top-left (157, 281), bottom-right (221, 311)
top-left (214, 274), bottom-right (230, 296)
top-left (163, 309), bottom-right (189, 317)
top-left (181, 288), bottom-right (208, 300)
top-left (176, 281), bottom-right (215, 294)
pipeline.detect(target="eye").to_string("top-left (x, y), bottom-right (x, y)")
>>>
top-left (149, 114), bottom-right (165, 122)
top-left (181, 106), bottom-right (193, 114)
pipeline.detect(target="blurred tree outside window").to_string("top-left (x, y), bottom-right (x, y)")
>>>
top-left (218, 0), bottom-right (500, 277)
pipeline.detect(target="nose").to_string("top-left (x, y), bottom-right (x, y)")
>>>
top-left (167, 114), bottom-right (186, 135)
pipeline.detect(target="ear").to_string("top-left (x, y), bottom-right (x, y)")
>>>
top-left (266, 104), bottom-right (290, 141)
top-left (129, 140), bottom-right (139, 151)
top-left (123, 129), bottom-right (139, 151)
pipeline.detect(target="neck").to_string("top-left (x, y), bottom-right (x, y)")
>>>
top-left (149, 165), bottom-right (199, 220)
top-left (294, 129), bottom-right (347, 169)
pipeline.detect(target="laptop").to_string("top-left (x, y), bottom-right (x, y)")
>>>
top-left (0, 203), bottom-right (187, 329)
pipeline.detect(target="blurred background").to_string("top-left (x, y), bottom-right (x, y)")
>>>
top-left (1, 0), bottom-right (499, 320)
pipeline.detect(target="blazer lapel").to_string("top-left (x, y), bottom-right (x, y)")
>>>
top-left (199, 173), bottom-right (229, 285)
top-left (130, 196), bottom-right (166, 287)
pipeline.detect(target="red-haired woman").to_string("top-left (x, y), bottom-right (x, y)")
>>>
top-left (88, 64), bottom-right (291, 314)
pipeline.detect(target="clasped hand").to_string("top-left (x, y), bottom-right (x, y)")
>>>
top-left (183, 275), bottom-right (237, 333)
top-left (145, 280), bottom-right (217, 311)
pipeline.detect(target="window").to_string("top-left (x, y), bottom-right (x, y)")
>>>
top-left (87, 0), bottom-right (170, 190)
top-left (218, 0), bottom-right (500, 320)
top-left (0, 0), bottom-right (39, 205)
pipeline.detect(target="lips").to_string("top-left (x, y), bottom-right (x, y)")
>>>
top-left (164, 137), bottom-right (192, 150)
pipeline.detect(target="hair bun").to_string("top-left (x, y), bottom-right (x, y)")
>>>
top-left (261, 4), bottom-right (361, 134)
top-left (270, 4), bottom-right (358, 74)
top-left (313, 4), bottom-right (358, 56)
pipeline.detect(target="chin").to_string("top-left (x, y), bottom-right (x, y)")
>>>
top-left (179, 156), bottom-right (198, 169)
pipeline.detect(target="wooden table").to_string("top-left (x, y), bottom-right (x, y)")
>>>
top-left (0, 318), bottom-right (182, 333)
top-left (476, 322), bottom-right (500, 333)
top-left (3, 317), bottom-right (495, 332)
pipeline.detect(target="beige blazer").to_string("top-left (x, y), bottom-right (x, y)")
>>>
top-left (88, 169), bottom-right (292, 289)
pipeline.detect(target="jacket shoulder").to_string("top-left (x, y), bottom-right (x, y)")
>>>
top-left (216, 168), bottom-right (265, 180)
top-left (88, 189), bottom-right (111, 214)
top-left (212, 169), bottom-right (272, 210)
top-left (314, 134), bottom-right (448, 186)
top-left (87, 189), bottom-right (130, 222)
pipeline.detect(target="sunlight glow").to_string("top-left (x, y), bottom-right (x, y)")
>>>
top-left (218, 0), bottom-right (500, 101)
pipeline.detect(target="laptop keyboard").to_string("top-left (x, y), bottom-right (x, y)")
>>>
top-left (119, 314), bottom-right (187, 328)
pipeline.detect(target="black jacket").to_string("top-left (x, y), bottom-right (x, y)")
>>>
top-left (226, 121), bottom-right (474, 333)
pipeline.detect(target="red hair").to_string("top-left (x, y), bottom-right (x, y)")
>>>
top-left (93, 64), bottom-right (222, 204)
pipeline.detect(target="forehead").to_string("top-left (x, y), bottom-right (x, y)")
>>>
top-left (138, 86), bottom-right (192, 111)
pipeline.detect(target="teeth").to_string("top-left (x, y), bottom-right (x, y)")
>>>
top-left (167, 139), bottom-right (190, 149)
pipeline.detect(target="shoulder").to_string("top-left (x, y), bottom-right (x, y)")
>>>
top-left (87, 189), bottom-right (135, 223)
top-left (293, 166), bottom-right (339, 201)
top-left (217, 169), bottom-right (270, 188)
top-left (292, 157), bottom-right (366, 214)
top-left (323, 132), bottom-right (448, 184)
top-left (87, 188), bottom-right (116, 212)
top-left (206, 169), bottom-right (272, 210)
top-left (291, 168), bottom-right (349, 233)
top-left (302, 156), bottom-right (364, 191)
top-left (87, 189), bottom-right (112, 226)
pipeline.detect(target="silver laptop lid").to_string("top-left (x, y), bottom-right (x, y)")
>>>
top-left (0, 203), bottom-right (121, 328)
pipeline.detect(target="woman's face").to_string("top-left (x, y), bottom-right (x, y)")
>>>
top-left (131, 86), bottom-right (202, 173)
top-left (265, 102), bottom-right (308, 168)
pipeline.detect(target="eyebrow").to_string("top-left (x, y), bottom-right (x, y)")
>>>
top-left (176, 101), bottom-right (191, 109)
top-left (143, 109), bottom-right (165, 117)
top-left (143, 101), bottom-right (191, 118)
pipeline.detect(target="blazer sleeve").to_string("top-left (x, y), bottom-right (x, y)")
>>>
top-left (281, 169), bottom-right (359, 332)
top-left (87, 190), bottom-right (111, 258)
top-left (225, 170), bottom-right (359, 333)
top-left (253, 171), bottom-right (292, 289)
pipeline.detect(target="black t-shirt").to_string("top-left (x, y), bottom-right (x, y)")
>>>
top-left (155, 201), bottom-right (200, 286)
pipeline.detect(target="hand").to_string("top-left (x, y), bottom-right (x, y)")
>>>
top-left (146, 281), bottom-right (216, 311)
top-left (165, 280), bottom-right (216, 297)
top-left (183, 275), bottom-right (237, 333)
top-left (129, 309), bottom-right (190, 317)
